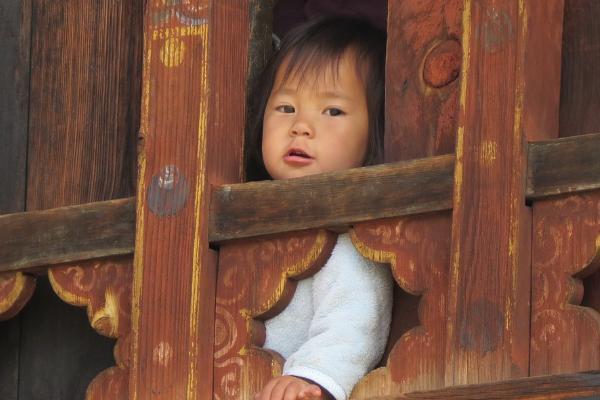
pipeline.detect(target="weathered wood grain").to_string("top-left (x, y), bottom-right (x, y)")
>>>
top-left (0, 2), bottom-right (34, 399)
top-left (531, 191), bottom-right (600, 375)
top-left (0, 198), bottom-right (135, 273)
top-left (19, 1), bottom-right (143, 398)
top-left (446, 0), bottom-right (563, 385)
top-left (559, 0), bottom-right (600, 138)
top-left (130, 1), bottom-right (252, 398)
top-left (211, 155), bottom-right (455, 242)
top-left (384, 0), bottom-right (462, 160)
top-left (27, 0), bottom-right (141, 210)
top-left (214, 230), bottom-right (337, 399)
top-left (371, 371), bottom-right (600, 399)
top-left (527, 133), bottom-right (600, 200)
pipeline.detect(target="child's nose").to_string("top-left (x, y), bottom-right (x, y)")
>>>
top-left (289, 118), bottom-right (314, 137)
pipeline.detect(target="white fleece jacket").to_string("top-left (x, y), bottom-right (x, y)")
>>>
top-left (264, 233), bottom-right (393, 400)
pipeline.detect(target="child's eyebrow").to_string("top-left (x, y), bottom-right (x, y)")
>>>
top-left (272, 88), bottom-right (354, 102)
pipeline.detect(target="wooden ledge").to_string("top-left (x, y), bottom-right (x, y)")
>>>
top-left (374, 370), bottom-right (600, 399)
top-left (0, 132), bottom-right (599, 272)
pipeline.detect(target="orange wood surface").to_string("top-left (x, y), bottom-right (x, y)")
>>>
top-left (384, 0), bottom-right (463, 160)
top-left (446, 0), bottom-right (564, 385)
top-left (214, 230), bottom-right (337, 400)
top-left (130, 1), bottom-right (250, 399)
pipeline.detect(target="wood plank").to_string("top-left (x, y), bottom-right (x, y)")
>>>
top-left (0, 198), bottom-right (135, 273)
top-left (129, 1), bottom-right (251, 398)
top-left (445, 0), bottom-right (563, 385)
top-left (527, 132), bottom-right (600, 200)
top-left (26, 0), bottom-right (141, 210)
top-left (370, 371), bottom-right (600, 399)
top-left (211, 155), bottom-right (455, 242)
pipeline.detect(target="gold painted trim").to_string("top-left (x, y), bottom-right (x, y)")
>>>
top-left (130, 26), bottom-right (153, 400)
top-left (188, 23), bottom-right (210, 400)
top-left (0, 272), bottom-right (29, 313)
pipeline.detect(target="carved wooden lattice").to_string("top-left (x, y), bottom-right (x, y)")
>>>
top-left (48, 257), bottom-right (133, 399)
top-left (214, 230), bottom-right (337, 400)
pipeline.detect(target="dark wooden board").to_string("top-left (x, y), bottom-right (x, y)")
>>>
top-left (527, 132), bottom-right (600, 200)
top-left (0, 1), bottom-right (32, 398)
top-left (559, 0), bottom-right (600, 138)
top-left (0, 198), bottom-right (135, 273)
top-left (26, 0), bottom-right (141, 210)
top-left (18, 1), bottom-right (143, 399)
top-left (18, 277), bottom-right (116, 400)
top-left (374, 371), bottom-right (600, 399)
top-left (0, 0), bottom-right (30, 214)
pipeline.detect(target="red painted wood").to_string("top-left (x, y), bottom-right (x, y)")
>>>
top-left (130, 1), bottom-right (250, 399)
top-left (446, 0), bottom-right (563, 385)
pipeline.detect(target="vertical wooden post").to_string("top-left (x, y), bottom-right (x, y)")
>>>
top-left (131, 1), bottom-right (250, 399)
top-left (446, 0), bottom-right (563, 385)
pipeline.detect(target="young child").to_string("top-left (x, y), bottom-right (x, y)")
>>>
top-left (248, 17), bottom-right (393, 400)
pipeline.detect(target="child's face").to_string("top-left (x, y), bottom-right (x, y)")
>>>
top-left (262, 52), bottom-right (369, 180)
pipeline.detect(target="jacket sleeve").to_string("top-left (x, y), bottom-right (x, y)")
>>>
top-left (282, 234), bottom-right (393, 400)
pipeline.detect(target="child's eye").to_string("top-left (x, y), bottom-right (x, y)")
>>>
top-left (325, 107), bottom-right (345, 116)
top-left (275, 105), bottom-right (295, 113)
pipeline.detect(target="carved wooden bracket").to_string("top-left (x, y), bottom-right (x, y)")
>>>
top-left (48, 256), bottom-right (132, 400)
top-left (0, 272), bottom-right (36, 321)
top-left (214, 230), bottom-right (337, 400)
top-left (350, 213), bottom-right (451, 398)
top-left (531, 191), bottom-right (600, 375)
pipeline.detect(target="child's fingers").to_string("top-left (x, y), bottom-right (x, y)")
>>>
top-left (255, 378), bottom-right (277, 400)
top-left (272, 378), bottom-right (298, 400)
top-left (282, 382), bottom-right (303, 400)
top-left (297, 384), bottom-right (322, 399)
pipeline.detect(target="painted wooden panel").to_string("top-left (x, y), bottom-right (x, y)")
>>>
top-left (446, 0), bottom-right (563, 385)
top-left (350, 213), bottom-right (451, 397)
top-left (214, 230), bottom-right (337, 400)
top-left (48, 257), bottom-right (133, 399)
top-left (531, 191), bottom-right (600, 375)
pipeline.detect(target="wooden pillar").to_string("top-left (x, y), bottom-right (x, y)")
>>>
top-left (130, 1), bottom-right (251, 399)
top-left (446, 0), bottom-right (564, 385)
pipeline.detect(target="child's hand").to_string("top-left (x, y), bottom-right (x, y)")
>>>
top-left (255, 376), bottom-right (330, 400)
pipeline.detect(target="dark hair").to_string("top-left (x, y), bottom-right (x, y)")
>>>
top-left (246, 16), bottom-right (386, 181)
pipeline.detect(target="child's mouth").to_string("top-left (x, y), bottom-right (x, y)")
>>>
top-left (284, 148), bottom-right (313, 165)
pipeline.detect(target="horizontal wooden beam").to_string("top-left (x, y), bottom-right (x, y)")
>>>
top-left (375, 370), bottom-right (600, 399)
top-left (527, 132), bottom-right (600, 200)
top-left (0, 133), bottom-right (599, 272)
top-left (209, 154), bottom-right (455, 242)
top-left (0, 197), bottom-right (135, 273)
